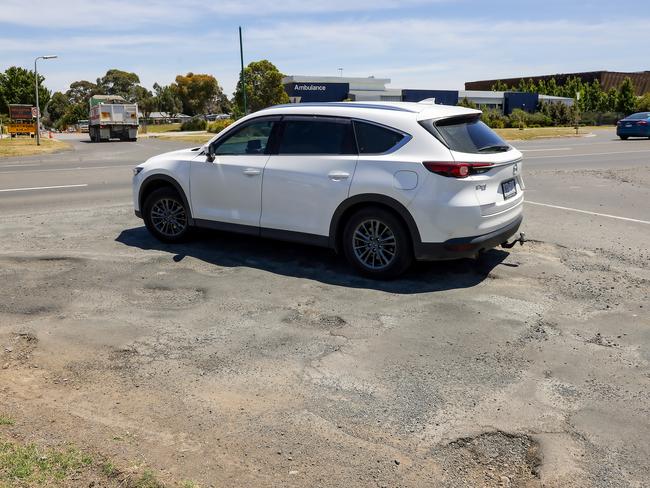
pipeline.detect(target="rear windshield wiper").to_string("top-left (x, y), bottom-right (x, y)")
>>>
top-left (477, 144), bottom-right (510, 153)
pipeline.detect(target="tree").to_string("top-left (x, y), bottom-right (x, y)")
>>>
top-left (233, 60), bottom-right (289, 115)
top-left (636, 92), bottom-right (650, 112)
top-left (154, 83), bottom-right (183, 119)
top-left (490, 80), bottom-right (509, 92)
top-left (457, 97), bottom-right (477, 109)
top-left (97, 69), bottom-right (140, 99)
top-left (603, 87), bottom-right (618, 112)
top-left (516, 78), bottom-right (528, 93)
top-left (60, 102), bottom-right (88, 128)
top-left (616, 77), bottom-right (636, 115)
top-left (0, 66), bottom-right (50, 115)
top-left (129, 85), bottom-right (153, 106)
top-left (582, 80), bottom-right (604, 112)
top-left (46, 91), bottom-right (70, 126)
top-left (172, 73), bottom-right (223, 116)
top-left (66, 80), bottom-right (101, 105)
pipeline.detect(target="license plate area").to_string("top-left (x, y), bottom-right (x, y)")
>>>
top-left (501, 178), bottom-right (517, 200)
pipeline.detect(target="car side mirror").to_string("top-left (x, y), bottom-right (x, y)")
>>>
top-left (206, 144), bottom-right (215, 162)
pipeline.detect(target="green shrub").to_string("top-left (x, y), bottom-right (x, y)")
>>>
top-left (481, 109), bottom-right (507, 129)
top-left (207, 119), bottom-right (234, 134)
top-left (580, 111), bottom-right (622, 126)
top-left (636, 93), bottom-right (650, 112)
top-left (180, 117), bottom-right (207, 131)
top-left (525, 111), bottom-right (553, 127)
top-left (508, 109), bottom-right (528, 129)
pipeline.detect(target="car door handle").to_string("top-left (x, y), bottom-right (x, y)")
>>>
top-left (328, 171), bottom-right (350, 181)
top-left (243, 168), bottom-right (261, 176)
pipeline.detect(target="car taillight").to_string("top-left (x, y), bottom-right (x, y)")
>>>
top-left (422, 162), bottom-right (493, 178)
top-left (638, 120), bottom-right (648, 126)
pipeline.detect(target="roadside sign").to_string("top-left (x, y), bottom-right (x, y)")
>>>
top-left (31, 107), bottom-right (38, 118)
top-left (9, 104), bottom-right (34, 120)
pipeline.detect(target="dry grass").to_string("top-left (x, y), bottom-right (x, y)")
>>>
top-left (0, 138), bottom-right (71, 158)
top-left (153, 134), bottom-right (212, 144)
top-left (139, 123), bottom-right (181, 134)
top-left (494, 127), bottom-right (591, 141)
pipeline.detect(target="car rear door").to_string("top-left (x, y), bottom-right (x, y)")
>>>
top-left (260, 116), bottom-right (358, 237)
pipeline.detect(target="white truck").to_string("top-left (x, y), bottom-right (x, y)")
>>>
top-left (89, 95), bottom-right (138, 142)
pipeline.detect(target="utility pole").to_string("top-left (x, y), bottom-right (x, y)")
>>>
top-left (239, 26), bottom-right (247, 115)
top-left (34, 55), bottom-right (57, 145)
top-left (575, 91), bottom-right (580, 135)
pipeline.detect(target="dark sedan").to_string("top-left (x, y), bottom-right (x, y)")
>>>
top-left (617, 112), bottom-right (650, 140)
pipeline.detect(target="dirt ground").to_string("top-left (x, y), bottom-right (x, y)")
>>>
top-left (0, 202), bottom-right (648, 487)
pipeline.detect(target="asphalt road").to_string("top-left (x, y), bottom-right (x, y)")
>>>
top-left (0, 130), bottom-right (648, 487)
top-left (2, 130), bottom-right (649, 248)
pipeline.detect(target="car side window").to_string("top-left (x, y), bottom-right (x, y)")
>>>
top-left (278, 119), bottom-right (356, 155)
top-left (212, 120), bottom-right (275, 156)
top-left (353, 121), bottom-right (407, 154)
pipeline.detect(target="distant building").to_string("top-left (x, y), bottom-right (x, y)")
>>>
top-left (465, 71), bottom-right (650, 95)
top-left (282, 75), bottom-right (573, 114)
top-left (139, 111), bottom-right (191, 123)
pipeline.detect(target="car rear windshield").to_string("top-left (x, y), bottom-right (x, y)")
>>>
top-left (420, 114), bottom-right (510, 154)
top-left (627, 113), bottom-right (650, 120)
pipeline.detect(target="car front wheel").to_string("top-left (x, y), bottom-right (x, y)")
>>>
top-left (342, 207), bottom-right (413, 279)
top-left (143, 187), bottom-right (191, 243)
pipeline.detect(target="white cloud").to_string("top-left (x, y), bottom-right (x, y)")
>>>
top-left (0, 0), bottom-right (194, 28)
top-left (1, 9), bottom-right (648, 95)
top-left (0, 0), bottom-right (448, 29)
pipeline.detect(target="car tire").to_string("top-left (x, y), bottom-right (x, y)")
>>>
top-left (342, 207), bottom-right (413, 279)
top-left (143, 187), bottom-right (192, 243)
top-left (619, 136), bottom-right (628, 140)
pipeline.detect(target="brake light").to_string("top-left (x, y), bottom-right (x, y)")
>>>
top-left (638, 120), bottom-right (648, 126)
top-left (422, 162), bottom-right (493, 178)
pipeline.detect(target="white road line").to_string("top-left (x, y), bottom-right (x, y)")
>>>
top-left (525, 149), bottom-right (650, 160)
top-left (0, 163), bottom-right (42, 168)
top-left (0, 184), bottom-right (88, 193)
top-left (526, 200), bottom-right (650, 225)
top-left (0, 164), bottom-right (134, 175)
top-left (520, 148), bottom-right (571, 152)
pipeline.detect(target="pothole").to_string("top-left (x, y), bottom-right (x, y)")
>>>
top-left (436, 431), bottom-right (542, 487)
top-left (282, 309), bottom-right (347, 329)
top-left (2, 332), bottom-right (39, 369)
top-left (131, 285), bottom-right (207, 309)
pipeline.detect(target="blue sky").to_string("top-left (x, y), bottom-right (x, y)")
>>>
top-left (0, 0), bottom-right (646, 96)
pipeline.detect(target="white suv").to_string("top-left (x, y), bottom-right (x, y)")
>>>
top-left (132, 102), bottom-right (524, 278)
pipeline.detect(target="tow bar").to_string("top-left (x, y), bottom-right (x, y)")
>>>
top-left (501, 232), bottom-right (527, 249)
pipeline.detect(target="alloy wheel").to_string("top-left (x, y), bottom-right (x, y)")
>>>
top-left (352, 219), bottom-right (397, 270)
top-left (150, 198), bottom-right (187, 237)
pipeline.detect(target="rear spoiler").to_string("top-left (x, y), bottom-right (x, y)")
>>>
top-left (416, 105), bottom-right (481, 122)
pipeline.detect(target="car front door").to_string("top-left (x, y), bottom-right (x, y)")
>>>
top-left (190, 117), bottom-right (279, 228)
top-left (260, 116), bottom-right (358, 237)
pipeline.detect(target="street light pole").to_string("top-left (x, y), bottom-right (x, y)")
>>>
top-left (34, 55), bottom-right (57, 146)
top-left (239, 27), bottom-right (247, 116)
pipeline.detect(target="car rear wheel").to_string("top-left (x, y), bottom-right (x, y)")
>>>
top-left (619, 136), bottom-right (629, 140)
top-left (143, 187), bottom-right (191, 243)
top-left (342, 207), bottom-right (412, 279)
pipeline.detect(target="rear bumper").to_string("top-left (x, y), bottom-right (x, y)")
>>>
top-left (617, 128), bottom-right (650, 137)
top-left (414, 215), bottom-right (523, 260)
